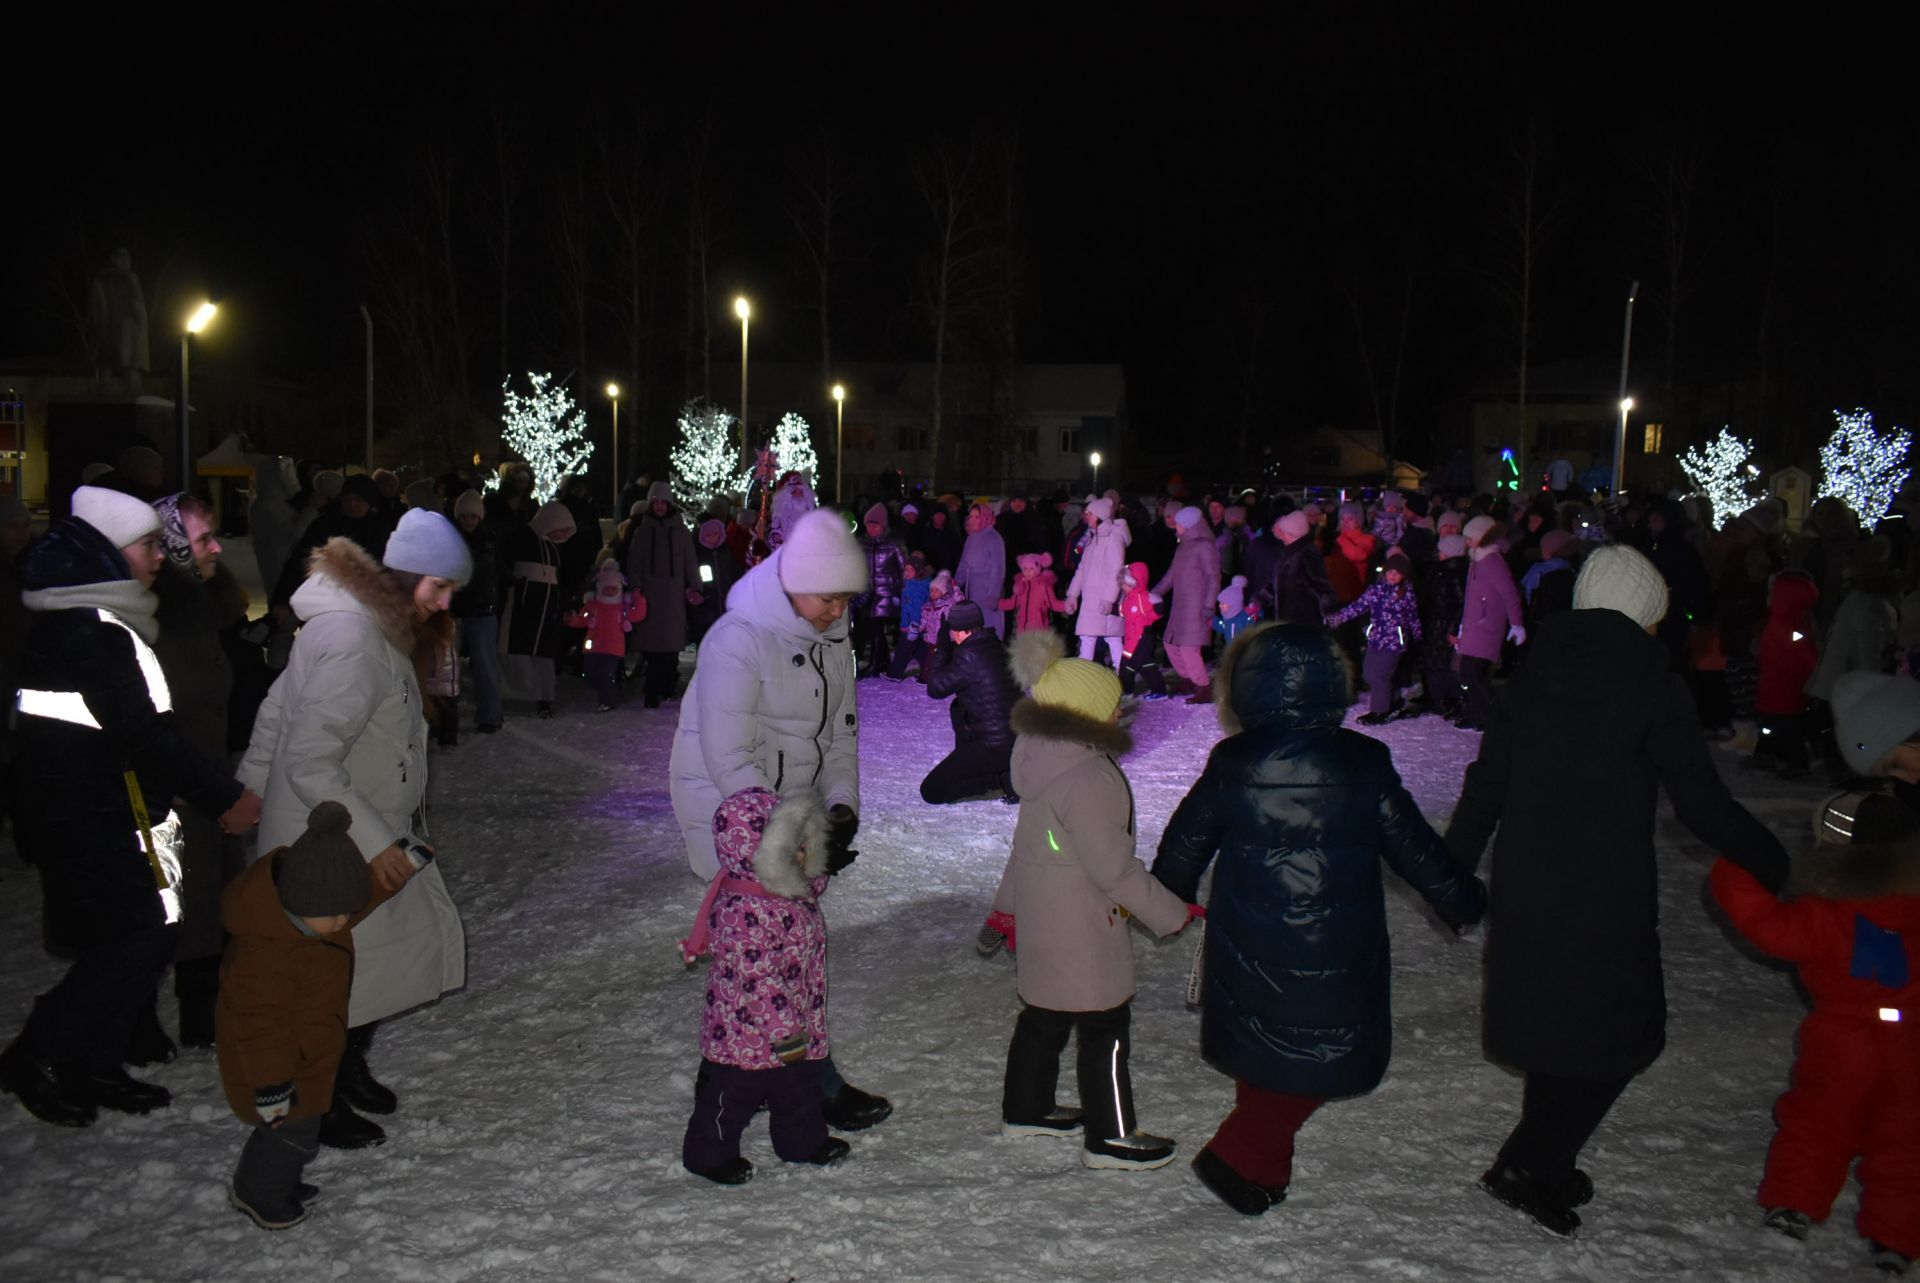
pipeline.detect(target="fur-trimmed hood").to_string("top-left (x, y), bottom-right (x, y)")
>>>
top-left (295, 537), bottom-right (417, 655)
top-left (715, 788), bottom-right (830, 899)
top-left (1213, 622), bottom-right (1351, 737)
top-left (1792, 839), bottom-right (1920, 907)
top-left (1009, 697), bottom-right (1132, 756)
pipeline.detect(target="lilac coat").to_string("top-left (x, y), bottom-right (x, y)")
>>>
top-left (1327, 580), bottom-right (1424, 653)
top-left (1151, 523), bottom-right (1223, 647)
top-left (1457, 549), bottom-right (1523, 661)
top-left (699, 788), bottom-right (831, 1071)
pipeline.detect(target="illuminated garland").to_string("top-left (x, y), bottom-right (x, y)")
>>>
top-left (487, 373), bottom-right (594, 503)
top-left (669, 401), bottom-right (739, 513)
top-left (765, 412), bottom-right (820, 490)
top-left (1816, 407), bottom-right (1912, 524)
top-left (1677, 427), bottom-right (1758, 530)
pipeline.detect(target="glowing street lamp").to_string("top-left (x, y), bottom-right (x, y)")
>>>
top-left (178, 301), bottom-right (218, 485)
top-left (1090, 450), bottom-right (1103, 492)
top-left (606, 383), bottom-right (622, 512)
top-left (831, 383), bottom-right (847, 505)
top-left (735, 296), bottom-right (752, 460)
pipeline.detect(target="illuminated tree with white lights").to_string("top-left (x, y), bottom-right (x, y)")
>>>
top-left (489, 373), bottom-right (593, 503)
top-left (765, 413), bottom-right (820, 488)
top-left (669, 401), bottom-right (739, 513)
top-left (1677, 426), bottom-right (1759, 530)
top-left (1817, 408), bottom-right (1912, 524)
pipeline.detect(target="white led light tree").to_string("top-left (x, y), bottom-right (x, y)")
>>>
top-left (1677, 426), bottom-right (1759, 530)
top-left (488, 372), bottom-right (594, 502)
top-left (669, 401), bottom-right (740, 513)
top-left (766, 412), bottom-right (820, 489)
top-left (1817, 408), bottom-right (1913, 524)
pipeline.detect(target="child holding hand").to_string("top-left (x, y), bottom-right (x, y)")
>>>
top-left (1326, 552), bottom-right (1423, 725)
top-left (566, 560), bottom-right (648, 711)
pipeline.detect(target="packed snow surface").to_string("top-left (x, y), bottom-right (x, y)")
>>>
top-left (0, 671), bottom-right (1856, 1281)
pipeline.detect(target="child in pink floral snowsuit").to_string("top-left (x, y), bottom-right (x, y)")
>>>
top-left (680, 786), bottom-right (846, 1184)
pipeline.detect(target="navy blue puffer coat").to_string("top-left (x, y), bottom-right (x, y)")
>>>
top-left (1152, 624), bottom-right (1485, 1098)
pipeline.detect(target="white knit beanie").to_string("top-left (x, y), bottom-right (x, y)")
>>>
top-left (384, 509), bottom-right (473, 584)
top-left (1174, 505), bottom-right (1204, 530)
top-left (1462, 515), bottom-right (1497, 546)
top-left (1277, 510), bottom-right (1311, 542)
top-left (1572, 545), bottom-right (1669, 629)
top-left (1086, 497), bottom-right (1114, 522)
top-left (777, 509), bottom-right (869, 595)
top-left (72, 485), bottom-right (160, 549)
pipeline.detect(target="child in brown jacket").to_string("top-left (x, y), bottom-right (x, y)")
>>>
top-left (218, 801), bottom-right (395, 1230)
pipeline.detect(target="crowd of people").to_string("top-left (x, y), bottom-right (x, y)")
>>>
top-left (1, 450), bottom-right (1916, 1274)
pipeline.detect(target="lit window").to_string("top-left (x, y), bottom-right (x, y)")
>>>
top-left (1643, 423), bottom-right (1665, 454)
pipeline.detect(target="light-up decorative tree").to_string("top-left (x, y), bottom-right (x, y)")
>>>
top-left (765, 412), bottom-right (820, 489)
top-left (669, 401), bottom-right (740, 513)
top-left (488, 372), bottom-right (594, 502)
top-left (1677, 426), bottom-right (1759, 530)
top-left (1816, 407), bottom-right (1913, 524)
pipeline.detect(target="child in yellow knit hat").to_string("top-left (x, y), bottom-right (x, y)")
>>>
top-left (988, 631), bottom-right (1201, 1171)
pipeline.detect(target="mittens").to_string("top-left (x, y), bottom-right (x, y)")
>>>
top-left (255, 1082), bottom-right (295, 1123)
top-left (1506, 624), bottom-right (1527, 646)
top-left (826, 805), bottom-right (860, 875)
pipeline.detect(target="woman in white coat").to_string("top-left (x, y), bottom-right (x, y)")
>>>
top-left (1063, 497), bottom-right (1131, 669)
top-left (239, 509), bottom-right (471, 1151)
top-left (669, 507), bottom-right (893, 1133)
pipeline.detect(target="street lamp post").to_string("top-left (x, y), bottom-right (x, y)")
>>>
top-left (1090, 450), bottom-right (1103, 493)
top-left (178, 301), bottom-right (218, 488)
top-left (606, 383), bottom-right (622, 512)
top-left (1617, 396), bottom-right (1635, 496)
top-left (831, 383), bottom-right (846, 505)
top-left (734, 296), bottom-right (752, 463)
top-left (1612, 280), bottom-right (1639, 499)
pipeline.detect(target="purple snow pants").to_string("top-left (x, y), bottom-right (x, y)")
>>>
top-left (682, 1057), bottom-right (827, 1171)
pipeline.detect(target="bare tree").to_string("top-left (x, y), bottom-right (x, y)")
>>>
top-left (546, 140), bottom-right (594, 400)
top-left (602, 118), bottom-right (656, 475)
top-left (481, 108), bottom-right (521, 382)
top-left (1493, 121), bottom-right (1556, 487)
top-left (788, 133), bottom-right (838, 395)
top-left (681, 120), bottom-right (717, 406)
top-left (1646, 137), bottom-right (1703, 421)
top-left (912, 140), bottom-right (993, 484)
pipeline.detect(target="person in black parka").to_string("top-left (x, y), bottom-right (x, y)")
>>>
top-left (1153, 623), bottom-right (1485, 1215)
top-left (1445, 544), bottom-right (1791, 1238)
top-left (1259, 511), bottom-right (1340, 628)
top-left (0, 489), bottom-right (259, 1129)
top-left (920, 601), bottom-right (1021, 804)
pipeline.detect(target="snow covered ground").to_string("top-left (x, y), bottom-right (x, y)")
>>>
top-left (0, 667), bottom-right (1858, 1282)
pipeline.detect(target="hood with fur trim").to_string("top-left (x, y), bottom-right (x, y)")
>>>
top-left (722, 790), bottom-right (830, 899)
top-left (1791, 838), bottom-right (1920, 907)
top-left (293, 537), bottom-right (418, 655)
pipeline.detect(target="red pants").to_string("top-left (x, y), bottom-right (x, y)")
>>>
top-left (1758, 1012), bottom-right (1920, 1258)
top-left (1207, 1080), bottom-right (1324, 1189)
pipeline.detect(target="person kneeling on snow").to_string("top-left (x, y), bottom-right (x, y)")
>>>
top-left (992, 630), bottom-right (1200, 1171)
top-left (219, 802), bottom-right (396, 1230)
top-left (1709, 790), bottom-right (1920, 1274)
top-left (921, 600), bottom-right (1020, 804)
top-left (680, 788), bottom-right (849, 1185)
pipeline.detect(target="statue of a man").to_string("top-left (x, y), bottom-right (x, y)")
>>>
top-left (88, 248), bottom-right (150, 395)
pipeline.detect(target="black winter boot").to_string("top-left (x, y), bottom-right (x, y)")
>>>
top-left (335, 1024), bottom-right (397, 1115)
top-left (74, 1066), bottom-right (171, 1114)
top-left (1480, 1161), bottom-right (1580, 1238)
top-left (318, 1095), bottom-right (386, 1149)
top-left (822, 1083), bottom-right (892, 1131)
top-left (1192, 1146), bottom-right (1286, 1215)
top-left (0, 1034), bottom-right (95, 1127)
top-left (124, 1002), bottom-right (177, 1067)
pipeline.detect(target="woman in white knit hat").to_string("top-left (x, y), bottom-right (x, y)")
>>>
top-left (239, 508), bottom-right (472, 1151)
top-left (1445, 543), bottom-right (1790, 1238)
top-left (669, 507), bottom-right (894, 1133)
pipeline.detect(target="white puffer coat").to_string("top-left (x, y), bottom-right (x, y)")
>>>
top-left (670, 545), bottom-right (860, 879)
top-left (239, 539), bottom-right (466, 1027)
top-left (1065, 518), bottom-right (1132, 637)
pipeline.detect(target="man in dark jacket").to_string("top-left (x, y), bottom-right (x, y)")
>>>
top-left (0, 487), bottom-right (261, 1128)
top-left (1444, 545), bottom-right (1790, 1238)
top-left (920, 601), bottom-right (1020, 803)
top-left (452, 489), bottom-right (505, 732)
top-left (270, 473), bottom-right (394, 611)
top-left (1255, 511), bottom-right (1339, 627)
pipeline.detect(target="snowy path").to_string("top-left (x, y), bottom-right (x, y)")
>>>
top-left (0, 676), bottom-right (1849, 1281)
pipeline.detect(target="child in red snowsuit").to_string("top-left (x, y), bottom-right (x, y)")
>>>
top-left (566, 561), bottom-right (648, 711)
top-left (1000, 553), bottom-right (1066, 636)
top-left (1118, 561), bottom-right (1167, 699)
top-left (1710, 790), bottom-right (1920, 1271)
top-left (1751, 570), bottom-right (1820, 778)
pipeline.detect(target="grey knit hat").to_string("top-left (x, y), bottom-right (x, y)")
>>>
top-left (384, 509), bottom-right (473, 584)
top-left (276, 802), bottom-right (371, 917)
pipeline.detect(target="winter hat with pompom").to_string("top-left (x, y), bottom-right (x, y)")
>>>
top-left (384, 509), bottom-right (473, 584)
top-left (275, 802), bottom-right (372, 918)
top-left (777, 508), bottom-right (869, 596)
top-left (1218, 574), bottom-right (1249, 616)
top-left (1572, 545), bottom-right (1669, 629)
top-left (72, 485), bottom-right (161, 550)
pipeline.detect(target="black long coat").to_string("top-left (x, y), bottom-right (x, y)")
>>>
top-left (925, 631), bottom-right (1019, 753)
top-left (1445, 607), bottom-right (1789, 1080)
top-left (1154, 625), bottom-right (1485, 1098)
top-left (11, 520), bottom-right (242, 950)
top-left (1265, 538), bottom-right (1340, 627)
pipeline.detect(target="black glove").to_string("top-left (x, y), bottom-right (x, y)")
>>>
top-left (826, 804), bottom-right (860, 875)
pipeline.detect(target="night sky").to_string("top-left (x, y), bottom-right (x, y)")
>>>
top-left (8, 9), bottom-right (1916, 481)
